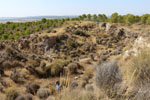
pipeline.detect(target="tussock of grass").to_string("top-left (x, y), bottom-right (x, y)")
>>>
top-left (123, 48), bottom-right (150, 87)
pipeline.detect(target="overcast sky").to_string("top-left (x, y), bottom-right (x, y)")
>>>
top-left (0, 0), bottom-right (150, 17)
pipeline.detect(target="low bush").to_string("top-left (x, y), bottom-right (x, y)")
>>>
top-left (16, 94), bottom-right (33, 100)
top-left (67, 39), bottom-right (76, 48)
top-left (5, 88), bottom-right (19, 100)
top-left (73, 30), bottom-right (89, 37)
top-left (94, 60), bottom-right (122, 97)
top-left (26, 83), bottom-right (40, 95)
top-left (48, 59), bottom-right (69, 77)
top-left (67, 63), bottom-right (80, 74)
top-left (37, 88), bottom-right (50, 99)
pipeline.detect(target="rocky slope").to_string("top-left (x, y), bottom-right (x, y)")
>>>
top-left (0, 21), bottom-right (148, 100)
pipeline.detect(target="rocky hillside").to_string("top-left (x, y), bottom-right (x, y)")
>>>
top-left (0, 21), bottom-right (149, 100)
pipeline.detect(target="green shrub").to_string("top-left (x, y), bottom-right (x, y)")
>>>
top-left (8, 34), bottom-right (14, 40)
top-left (67, 39), bottom-right (76, 47)
top-left (25, 29), bottom-right (31, 35)
top-left (47, 30), bottom-right (51, 33)
top-left (1, 33), bottom-right (8, 40)
top-left (41, 18), bottom-right (47, 23)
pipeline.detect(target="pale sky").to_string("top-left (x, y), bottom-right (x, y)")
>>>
top-left (0, 0), bottom-right (150, 17)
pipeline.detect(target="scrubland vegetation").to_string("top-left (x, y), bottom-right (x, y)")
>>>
top-left (0, 13), bottom-right (150, 100)
top-left (57, 48), bottom-right (150, 100)
top-left (1, 13), bottom-right (150, 40)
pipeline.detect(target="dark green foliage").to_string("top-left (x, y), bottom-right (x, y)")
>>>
top-left (25, 29), bottom-right (31, 35)
top-left (1, 33), bottom-right (8, 40)
top-left (0, 18), bottom-right (66, 40)
top-left (41, 18), bottom-right (47, 23)
top-left (125, 14), bottom-right (136, 25)
top-left (93, 14), bottom-right (97, 21)
top-left (98, 14), bottom-right (108, 22)
top-left (0, 13), bottom-right (150, 41)
top-left (82, 14), bottom-right (87, 20)
top-left (79, 15), bottom-right (84, 20)
top-left (146, 16), bottom-right (150, 25)
top-left (87, 14), bottom-right (92, 21)
top-left (110, 12), bottom-right (119, 23)
top-left (141, 14), bottom-right (149, 24)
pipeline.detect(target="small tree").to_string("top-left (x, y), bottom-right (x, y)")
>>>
top-left (125, 14), bottom-right (135, 25)
top-left (93, 14), bottom-right (97, 21)
top-left (79, 15), bottom-right (84, 20)
top-left (141, 14), bottom-right (149, 24)
top-left (82, 14), bottom-right (87, 20)
top-left (98, 14), bottom-right (108, 22)
top-left (65, 17), bottom-right (70, 21)
top-left (87, 14), bottom-right (91, 21)
top-left (109, 12), bottom-right (119, 23)
top-left (117, 15), bottom-right (124, 23)
top-left (134, 15), bottom-right (140, 23)
top-left (146, 16), bottom-right (150, 25)
top-left (41, 18), bottom-right (47, 23)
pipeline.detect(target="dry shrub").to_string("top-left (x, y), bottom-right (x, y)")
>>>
top-left (49, 86), bottom-right (56, 95)
top-left (94, 60), bottom-right (122, 98)
top-left (5, 87), bottom-right (19, 100)
top-left (48, 59), bottom-right (68, 77)
top-left (122, 48), bottom-right (150, 87)
top-left (35, 67), bottom-right (48, 77)
top-left (11, 61), bottom-right (23, 68)
top-left (16, 93), bottom-right (33, 100)
top-left (132, 84), bottom-right (150, 100)
top-left (57, 89), bottom-right (96, 100)
top-left (83, 66), bottom-right (94, 79)
top-left (67, 63), bottom-right (81, 74)
top-left (46, 96), bottom-right (55, 100)
top-left (2, 61), bottom-right (11, 69)
top-left (26, 59), bottom-right (68, 78)
top-left (27, 59), bottom-right (40, 67)
top-left (37, 88), bottom-right (50, 99)
top-left (26, 83), bottom-right (40, 95)
top-left (2, 60), bottom-right (23, 69)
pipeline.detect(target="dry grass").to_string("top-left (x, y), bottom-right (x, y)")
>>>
top-left (122, 48), bottom-right (150, 87)
top-left (57, 89), bottom-right (96, 100)
top-left (49, 59), bottom-right (69, 77)
top-left (5, 87), bottom-right (19, 100)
